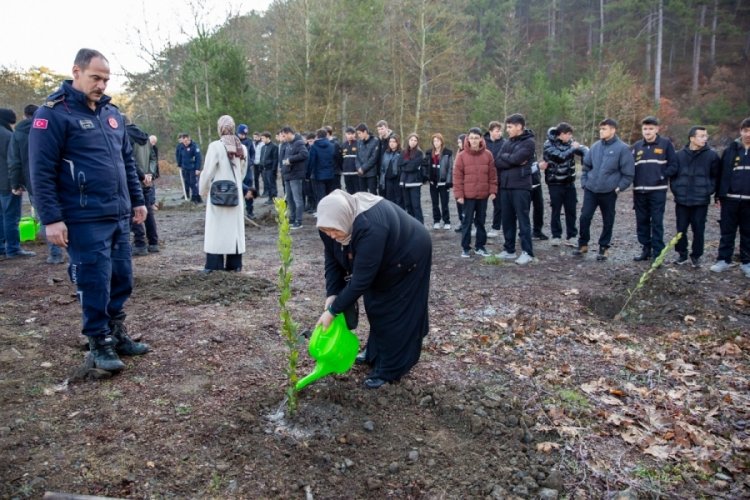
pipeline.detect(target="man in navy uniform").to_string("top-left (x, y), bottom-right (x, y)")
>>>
top-left (30, 48), bottom-right (150, 372)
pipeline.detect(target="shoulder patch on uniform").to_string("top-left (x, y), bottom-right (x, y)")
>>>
top-left (33, 118), bottom-right (48, 129)
top-left (44, 97), bottom-right (64, 108)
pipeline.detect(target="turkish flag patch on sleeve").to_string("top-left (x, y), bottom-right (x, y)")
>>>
top-left (33, 119), bottom-right (48, 129)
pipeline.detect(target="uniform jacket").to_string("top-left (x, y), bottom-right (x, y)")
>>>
top-left (176, 140), bottom-right (202, 171)
top-left (581, 135), bottom-right (634, 193)
top-left (341, 140), bottom-right (358, 175)
top-left (631, 134), bottom-right (678, 192)
top-left (717, 139), bottom-right (750, 200)
top-left (0, 117), bottom-right (13, 194)
top-left (399, 149), bottom-right (424, 188)
top-left (29, 80), bottom-right (144, 225)
top-left (307, 138), bottom-right (336, 181)
top-left (355, 134), bottom-right (379, 178)
top-left (379, 149), bottom-right (401, 187)
top-left (671, 144), bottom-right (720, 206)
top-left (495, 129), bottom-right (536, 190)
top-left (280, 133), bottom-right (309, 181)
top-left (8, 118), bottom-right (34, 194)
top-left (198, 140), bottom-right (247, 254)
top-left (424, 148), bottom-right (453, 187)
top-left (542, 127), bottom-right (588, 185)
top-left (453, 136), bottom-right (497, 200)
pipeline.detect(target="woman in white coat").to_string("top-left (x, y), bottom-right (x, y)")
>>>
top-left (199, 115), bottom-right (249, 272)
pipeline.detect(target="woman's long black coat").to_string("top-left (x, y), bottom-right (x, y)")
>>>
top-left (320, 199), bottom-right (432, 381)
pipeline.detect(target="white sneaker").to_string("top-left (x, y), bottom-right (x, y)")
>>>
top-left (741, 263), bottom-right (750, 278)
top-left (486, 230), bottom-right (498, 238)
top-left (475, 248), bottom-right (491, 257)
top-left (444, 224), bottom-right (451, 230)
top-left (496, 250), bottom-right (516, 260)
top-left (550, 238), bottom-right (561, 246)
top-left (433, 222), bottom-right (441, 230)
top-left (710, 260), bottom-right (732, 273)
top-left (515, 251), bottom-right (533, 265)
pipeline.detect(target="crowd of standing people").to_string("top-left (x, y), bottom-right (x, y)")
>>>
top-left (2, 46), bottom-right (748, 385)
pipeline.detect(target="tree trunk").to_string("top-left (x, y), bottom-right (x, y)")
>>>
top-left (413, 0), bottom-right (427, 135)
top-left (548, 0), bottom-right (557, 64)
top-left (709, 0), bottom-right (718, 73)
top-left (646, 10), bottom-right (652, 84)
top-left (303, 0), bottom-right (311, 126)
top-left (655, 0), bottom-right (663, 107)
top-left (691, 3), bottom-right (706, 96)
top-left (599, 0), bottom-right (605, 66)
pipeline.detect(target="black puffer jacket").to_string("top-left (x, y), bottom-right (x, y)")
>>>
top-left (670, 144), bottom-right (720, 206)
top-left (542, 127), bottom-right (588, 185)
top-left (495, 129), bottom-right (535, 190)
top-left (717, 139), bottom-right (750, 199)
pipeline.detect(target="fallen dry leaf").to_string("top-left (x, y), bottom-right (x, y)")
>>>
top-left (683, 315), bottom-right (696, 325)
top-left (644, 443), bottom-right (673, 459)
top-left (715, 342), bottom-right (741, 357)
top-left (536, 442), bottom-right (561, 453)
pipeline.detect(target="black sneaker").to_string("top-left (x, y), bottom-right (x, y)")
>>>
top-left (690, 256), bottom-right (701, 268)
top-left (88, 335), bottom-right (125, 372)
top-left (633, 247), bottom-right (651, 262)
top-left (147, 245), bottom-right (160, 253)
top-left (110, 320), bottom-right (150, 356)
top-left (596, 248), bottom-right (609, 261)
top-left (533, 232), bottom-right (549, 241)
top-left (673, 254), bottom-right (689, 265)
top-left (132, 246), bottom-right (148, 256)
top-left (364, 377), bottom-right (387, 389)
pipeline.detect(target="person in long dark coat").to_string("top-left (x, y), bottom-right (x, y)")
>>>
top-left (315, 189), bottom-right (432, 389)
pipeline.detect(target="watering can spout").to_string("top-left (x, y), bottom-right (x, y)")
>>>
top-left (295, 364), bottom-right (332, 391)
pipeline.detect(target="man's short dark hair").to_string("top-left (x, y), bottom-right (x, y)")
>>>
top-left (458, 133), bottom-right (467, 143)
top-left (556, 122), bottom-right (573, 134)
top-left (178, 133), bottom-right (189, 139)
top-left (74, 48), bottom-right (108, 70)
top-left (375, 120), bottom-right (388, 128)
top-left (315, 128), bottom-right (327, 139)
top-left (468, 127), bottom-right (482, 136)
top-left (305, 132), bottom-right (316, 140)
top-left (345, 126), bottom-right (356, 134)
top-left (641, 116), bottom-right (660, 126)
top-left (488, 121), bottom-right (503, 131)
top-left (323, 125), bottom-right (333, 135)
top-left (599, 118), bottom-right (618, 128)
top-left (261, 131), bottom-right (272, 139)
top-left (24, 104), bottom-right (39, 118)
top-left (505, 113), bottom-right (525, 127)
top-left (280, 125), bottom-right (295, 134)
top-left (741, 117), bottom-right (750, 130)
top-left (355, 123), bottom-right (369, 133)
top-left (688, 126), bottom-right (706, 138)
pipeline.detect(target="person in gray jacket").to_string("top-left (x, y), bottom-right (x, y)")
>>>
top-left (573, 118), bottom-right (634, 261)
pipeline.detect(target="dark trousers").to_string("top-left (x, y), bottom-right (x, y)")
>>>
top-left (403, 186), bottom-right (423, 223)
top-left (578, 189), bottom-right (617, 249)
top-left (383, 178), bottom-right (403, 208)
top-left (634, 190), bottom-right (667, 255)
top-left (0, 192), bottom-right (22, 255)
top-left (717, 198), bottom-right (750, 264)
top-left (491, 190), bottom-right (502, 230)
top-left (253, 164), bottom-right (262, 195)
top-left (359, 176), bottom-right (378, 195)
top-left (456, 200), bottom-right (464, 226)
top-left (461, 198), bottom-right (488, 251)
top-left (429, 184), bottom-right (451, 224)
top-left (132, 186), bottom-right (158, 246)
top-left (181, 168), bottom-right (200, 201)
top-left (67, 218), bottom-right (132, 337)
top-left (343, 174), bottom-right (359, 194)
top-left (675, 203), bottom-right (708, 259)
top-left (501, 189), bottom-right (533, 256)
top-left (531, 185), bottom-right (544, 233)
top-left (548, 183), bottom-right (578, 239)
top-left (262, 167), bottom-right (278, 201)
top-left (303, 179), bottom-right (315, 211)
top-left (205, 253), bottom-right (242, 271)
top-left (312, 179), bottom-right (337, 209)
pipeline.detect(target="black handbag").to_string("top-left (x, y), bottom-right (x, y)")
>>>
top-left (210, 180), bottom-right (239, 206)
top-left (210, 154), bottom-right (240, 206)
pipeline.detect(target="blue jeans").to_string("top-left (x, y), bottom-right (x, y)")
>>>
top-left (0, 192), bottom-right (22, 256)
top-left (634, 190), bottom-right (667, 255)
top-left (501, 189), bottom-right (533, 256)
top-left (181, 168), bottom-right (200, 201)
top-left (28, 193), bottom-right (64, 258)
top-left (461, 198), bottom-right (488, 251)
top-left (284, 179), bottom-right (304, 224)
top-left (67, 218), bottom-right (133, 337)
top-left (578, 189), bottom-right (618, 249)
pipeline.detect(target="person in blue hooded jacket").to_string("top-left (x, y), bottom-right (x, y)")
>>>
top-left (307, 128), bottom-right (337, 210)
top-left (29, 48), bottom-right (149, 373)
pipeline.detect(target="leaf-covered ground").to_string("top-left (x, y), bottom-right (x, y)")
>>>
top-left (1, 176), bottom-right (748, 499)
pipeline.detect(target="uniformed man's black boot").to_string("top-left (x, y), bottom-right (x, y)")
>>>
top-left (88, 335), bottom-right (126, 372)
top-left (633, 246), bottom-right (651, 262)
top-left (110, 318), bottom-right (150, 356)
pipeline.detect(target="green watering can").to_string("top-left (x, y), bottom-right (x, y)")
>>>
top-left (295, 313), bottom-right (359, 391)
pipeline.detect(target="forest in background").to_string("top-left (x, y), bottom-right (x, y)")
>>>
top-left (2, 0), bottom-right (750, 151)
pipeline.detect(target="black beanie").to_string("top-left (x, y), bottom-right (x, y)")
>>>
top-left (0, 108), bottom-right (17, 125)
